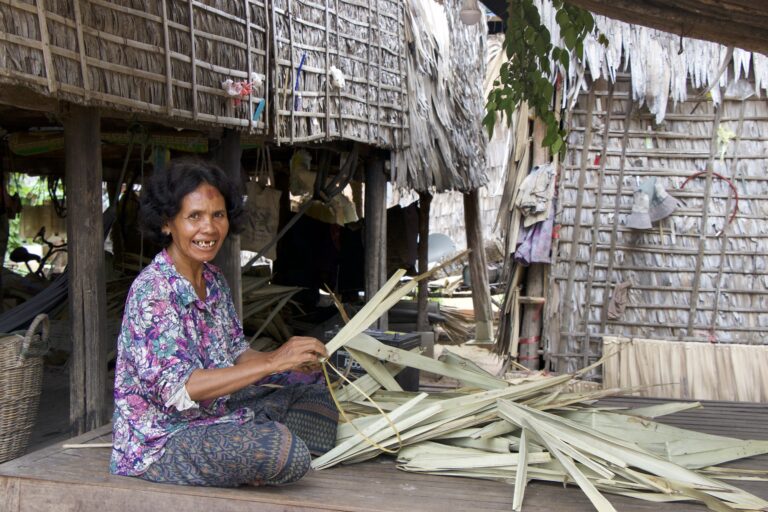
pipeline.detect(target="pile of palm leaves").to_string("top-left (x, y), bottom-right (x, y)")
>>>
top-left (315, 271), bottom-right (768, 512)
top-left (241, 275), bottom-right (301, 343)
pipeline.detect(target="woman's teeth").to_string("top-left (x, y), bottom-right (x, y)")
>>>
top-left (194, 240), bottom-right (216, 248)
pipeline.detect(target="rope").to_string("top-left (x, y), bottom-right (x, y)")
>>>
top-left (679, 170), bottom-right (739, 227)
top-left (320, 358), bottom-right (403, 454)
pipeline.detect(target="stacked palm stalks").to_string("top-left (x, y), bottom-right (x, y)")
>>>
top-left (241, 276), bottom-right (302, 343)
top-left (315, 272), bottom-right (768, 512)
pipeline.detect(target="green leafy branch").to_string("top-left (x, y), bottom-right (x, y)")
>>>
top-left (484, 0), bottom-right (606, 156)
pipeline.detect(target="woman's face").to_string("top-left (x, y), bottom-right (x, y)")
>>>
top-left (165, 183), bottom-right (229, 270)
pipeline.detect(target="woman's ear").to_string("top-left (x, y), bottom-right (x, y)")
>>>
top-left (162, 223), bottom-right (170, 236)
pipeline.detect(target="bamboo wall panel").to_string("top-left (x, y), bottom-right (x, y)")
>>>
top-left (0, 0), bottom-right (271, 130)
top-left (270, 0), bottom-right (407, 147)
top-left (603, 336), bottom-right (768, 402)
top-left (549, 77), bottom-right (768, 374)
top-left (0, 0), bottom-right (408, 148)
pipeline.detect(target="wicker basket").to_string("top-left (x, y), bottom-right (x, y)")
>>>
top-left (0, 314), bottom-right (49, 464)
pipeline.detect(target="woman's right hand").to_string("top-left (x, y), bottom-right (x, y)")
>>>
top-left (266, 336), bottom-right (327, 374)
top-left (187, 337), bottom-right (329, 402)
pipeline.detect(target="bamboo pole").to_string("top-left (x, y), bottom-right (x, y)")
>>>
top-left (687, 93), bottom-right (725, 336)
top-left (263, 0), bottom-right (270, 134)
top-left (463, 189), bottom-right (493, 343)
top-left (562, 88), bottom-right (595, 370)
top-left (365, 156), bottom-right (388, 330)
top-left (287, 0), bottom-right (296, 143)
top-left (324, 0), bottom-right (331, 138)
top-left (187, 0), bottom-right (198, 120)
top-left (35, 0), bottom-right (57, 95)
top-left (416, 191), bottom-right (432, 332)
top-left (161, 0), bottom-right (173, 115)
top-left (244, 0), bottom-right (253, 131)
top-left (709, 99), bottom-right (746, 338)
top-left (598, 99), bottom-right (634, 332)
top-left (71, 0), bottom-right (89, 100)
top-left (519, 117), bottom-right (550, 368)
top-left (581, 81), bottom-right (614, 368)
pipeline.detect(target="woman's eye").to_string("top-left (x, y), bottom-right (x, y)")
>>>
top-left (188, 213), bottom-right (199, 220)
top-left (214, 211), bottom-right (226, 218)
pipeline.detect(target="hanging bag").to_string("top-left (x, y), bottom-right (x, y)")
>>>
top-left (241, 147), bottom-right (282, 260)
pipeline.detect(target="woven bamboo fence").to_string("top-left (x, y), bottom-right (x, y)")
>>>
top-left (0, 0), bottom-right (408, 148)
top-left (271, 0), bottom-right (408, 147)
top-left (0, 0), bottom-right (271, 131)
top-left (548, 74), bottom-right (768, 375)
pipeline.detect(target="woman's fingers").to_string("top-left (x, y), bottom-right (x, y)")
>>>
top-left (289, 336), bottom-right (328, 358)
top-left (271, 336), bottom-right (327, 371)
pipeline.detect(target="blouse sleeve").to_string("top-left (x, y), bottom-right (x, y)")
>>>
top-left (217, 273), bottom-right (250, 361)
top-left (128, 294), bottom-right (202, 409)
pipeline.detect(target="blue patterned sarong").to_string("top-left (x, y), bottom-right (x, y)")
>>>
top-left (138, 377), bottom-right (338, 487)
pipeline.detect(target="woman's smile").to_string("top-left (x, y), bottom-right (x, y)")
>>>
top-left (165, 182), bottom-right (230, 282)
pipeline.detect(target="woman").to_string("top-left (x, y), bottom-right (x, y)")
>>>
top-left (111, 159), bottom-right (338, 487)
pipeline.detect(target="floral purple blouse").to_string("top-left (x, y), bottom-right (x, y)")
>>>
top-left (110, 249), bottom-right (252, 476)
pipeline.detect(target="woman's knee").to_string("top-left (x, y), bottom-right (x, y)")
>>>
top-left (264, 431), bottom-right (311, 485)
top-left (244, 421), bottom-right (311, 486)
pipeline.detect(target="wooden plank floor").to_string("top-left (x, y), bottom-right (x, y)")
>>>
top-left (1, 397), bottom-right (767, 512)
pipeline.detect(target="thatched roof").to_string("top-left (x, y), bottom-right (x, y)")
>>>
top-left (391, 0), bottom-right (488, 193)
top-left (482, 0), bottom-right (768, 54)
top-left (0, 0), bottom-right (408, 149)
top-left (562, 0), bottom-right (768, 55)
top-left (530, 0), bottom-right (768, 125)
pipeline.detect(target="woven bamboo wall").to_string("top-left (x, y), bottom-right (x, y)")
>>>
top-left (0, 0), bottom-right (270, 131)
top-left (271, 0), bottom-right (407, 147)
top-left (0, 0), bottom-right (407, 148)
top-left (548, 75), bottom-right (768, 374)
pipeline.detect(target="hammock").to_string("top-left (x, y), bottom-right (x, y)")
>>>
top-left (0, 209), bottom-right (115, 333)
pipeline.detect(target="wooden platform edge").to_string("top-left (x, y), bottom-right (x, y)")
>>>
top-left (0, 424), bottom-right (360, 512)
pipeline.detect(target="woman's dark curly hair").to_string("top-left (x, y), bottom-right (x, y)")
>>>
top-left (139, 159), bottom-right (245, 247)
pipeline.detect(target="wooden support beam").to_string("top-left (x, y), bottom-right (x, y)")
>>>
top-left (0, 214), bottom-right (7, 312)
top-left (519, 118), bottom-right (550, 369)
top-left (213, 129), bottom-right (243, 319)
top-left (416, 191), bottom-right (432, 332)
top-left (463, 189), bottom-right (493, 343)
top-left (63, 104), bottom-right (108, 435)
top-left (364, 156), bottom-right (387, 330)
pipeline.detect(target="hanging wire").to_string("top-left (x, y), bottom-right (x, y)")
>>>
top-left (47, 176), bottom-right (66, 218)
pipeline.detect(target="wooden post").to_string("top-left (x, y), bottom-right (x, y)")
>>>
top-left (463, 189), bottom-right (493, 343)
top-left (213, 129), bottom-right (243, 319)
top-left (519, 118), bottom-right (550, 369)
top-left (64, 105), bottom-right (108, 434)
top-left (416, 191), bottom-right (432, 332)
top-left (351, 180), bottom-right (364, 220)
top-left (364, 156), bottom-right (387, 330)
top-left (0, 213), bottom-right (7, 312)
